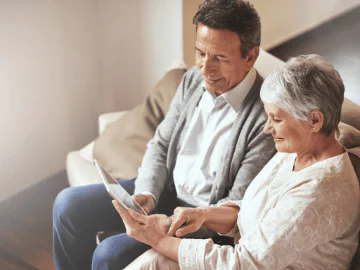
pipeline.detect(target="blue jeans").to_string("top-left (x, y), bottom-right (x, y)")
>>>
top-left (53, 179), bottom-right (157, 270)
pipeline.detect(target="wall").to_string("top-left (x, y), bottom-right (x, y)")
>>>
top-left (0, 1), bottom-right (101, 201)
top-left (182, 0), bottom-right (202, 70)
top-left (98, 0), bottom-right (183, 113)
top-left (251, 0), bottom-right (360, 50)
top-left (0, 0), bottom-right (183, 202)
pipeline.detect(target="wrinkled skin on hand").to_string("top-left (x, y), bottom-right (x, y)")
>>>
top-left (168, 207), bottom-right (205, 237)
top-left (112, 200), bottom-right (171, 246)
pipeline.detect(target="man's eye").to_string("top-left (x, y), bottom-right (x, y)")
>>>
top-left (273, 118), bottom-right (282, 123)
top-left (216, 56), bottom-right (227, 62)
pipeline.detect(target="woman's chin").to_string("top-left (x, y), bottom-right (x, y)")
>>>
top-left (275, 147), bottom-right (294, 154)
top-left (275, 144), bottom-right (289, 153)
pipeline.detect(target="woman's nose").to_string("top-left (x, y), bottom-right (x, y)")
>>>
top-left (263, 119), bottom-right (273, 135)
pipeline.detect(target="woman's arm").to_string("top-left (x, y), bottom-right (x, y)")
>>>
top-left (201, 204), bottom-right (239, 234)
top-left (167, 203), bottom-right (239, 237)
top-left (153, 236), bottom-right (181, 262)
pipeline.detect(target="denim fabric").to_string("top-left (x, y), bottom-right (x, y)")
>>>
top-left (53, 179), bottom-right (152, 270)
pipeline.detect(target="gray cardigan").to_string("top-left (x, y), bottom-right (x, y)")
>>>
top-left (135, 67), bottom-right (276, 206)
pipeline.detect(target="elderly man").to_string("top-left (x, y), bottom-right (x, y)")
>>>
top-left (52, 0), bottom-right (276, 269)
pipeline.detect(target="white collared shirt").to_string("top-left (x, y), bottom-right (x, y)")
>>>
top-left (173, 68), bottom-right (257, 206)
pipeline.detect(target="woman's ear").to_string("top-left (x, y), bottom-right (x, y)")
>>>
top-left (310, 110), bottom-right (324, 132)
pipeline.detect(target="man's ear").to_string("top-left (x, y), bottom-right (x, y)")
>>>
top-left (245, 46), bottom-right (259, 72)
top-left (310, 110), bottom-right (324, 132)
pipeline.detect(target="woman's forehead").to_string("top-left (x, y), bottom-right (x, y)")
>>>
top-left (264, 103), bottom-right (290, 117)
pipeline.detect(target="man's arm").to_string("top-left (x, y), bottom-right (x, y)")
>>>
top-left (216, 122), bottom-right (276, 205)
top-left (134, 71), bottom-right (188, 203)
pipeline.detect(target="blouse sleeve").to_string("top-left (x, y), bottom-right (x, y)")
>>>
top-left (178, 176), bottom-right (357, 269)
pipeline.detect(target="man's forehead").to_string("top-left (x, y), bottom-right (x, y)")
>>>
top-left (196, 23), bottom-right (241, 46)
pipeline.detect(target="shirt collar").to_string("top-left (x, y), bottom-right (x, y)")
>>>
top-left (202, 68), bottom-right (257, 113)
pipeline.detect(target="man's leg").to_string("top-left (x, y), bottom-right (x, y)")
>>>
top-left (53, 179), bottom-right (147, 269)
top-left (92, 233), bottom-right (150, 270)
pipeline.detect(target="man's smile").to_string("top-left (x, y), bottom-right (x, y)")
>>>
top-left (205, 77), bottom-right (221, 84)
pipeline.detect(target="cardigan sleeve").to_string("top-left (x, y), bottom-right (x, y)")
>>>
top-left (216, 121), bottom-right (276, 206)
top-left (134, 71), bottom-right (186, 201)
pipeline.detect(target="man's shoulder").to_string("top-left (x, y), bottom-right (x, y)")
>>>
top-left (182, 66), bottom-right (204, 91)
top-left (246, 71), bottom-right (267, 119)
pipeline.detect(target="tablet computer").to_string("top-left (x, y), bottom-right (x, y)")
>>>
top-left (94, 159), bottom-right (147, 216)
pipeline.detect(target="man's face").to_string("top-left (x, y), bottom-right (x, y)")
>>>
top-left (195, 23), bottom-right (255, 96)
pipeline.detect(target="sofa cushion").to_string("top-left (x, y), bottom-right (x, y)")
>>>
top-left (67, 151), bottom-right (101, 186)
top-left (341, 98), bottom-right (360, 131)
top-left (93, 67), bottom-right (186, 180)
top-left (338, 121), bottom-right (360, 175)
top-left (79, 141), bottom-right (95, 164)
top-left (338, 122), bottom-right (360, 149)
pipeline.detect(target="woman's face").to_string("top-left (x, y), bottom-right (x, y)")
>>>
top-left (263, 103), bottom-right (313, 153)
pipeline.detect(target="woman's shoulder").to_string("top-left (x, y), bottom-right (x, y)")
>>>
top-left (314, 151), bottom-right (357, 181)
top-left (298, 152), bottom-right (359, 210)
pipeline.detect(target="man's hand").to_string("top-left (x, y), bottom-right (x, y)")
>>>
top-left (168, 207), bottom-right (206, 237)
top-left (132, 194), bottom-right (155, 215)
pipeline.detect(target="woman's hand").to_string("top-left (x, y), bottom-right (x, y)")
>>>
top-left (167, 207), bottom-right (206, 237)
top-left (112, 200), bottom-right (171, 246)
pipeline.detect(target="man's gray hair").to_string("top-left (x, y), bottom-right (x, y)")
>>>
top-left (260, 54), bottom-right (344, 136)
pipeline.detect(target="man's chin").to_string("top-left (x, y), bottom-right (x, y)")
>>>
top-left (205, 84), bottom-right (225, 96)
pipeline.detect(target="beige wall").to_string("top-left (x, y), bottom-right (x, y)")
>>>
top-left (0, 0), bottom-right (182, 202)
top-left (0, 1), bottom-right (101, 201)
top-left (98, 0), bottom-right (183, 113)
top-left (182, 0), bottom-right (202, 68)
top-left (251, 0), bottom-right (360, 50)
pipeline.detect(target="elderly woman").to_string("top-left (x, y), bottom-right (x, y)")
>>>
top-left (113, 54), bottom-right (360, 269)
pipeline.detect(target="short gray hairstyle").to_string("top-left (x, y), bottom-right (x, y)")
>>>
top-left (260, 54), bottom-right (344, 136)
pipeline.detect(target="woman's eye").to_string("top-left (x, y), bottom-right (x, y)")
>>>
top-left (273, 118), bottom-right (282, 123)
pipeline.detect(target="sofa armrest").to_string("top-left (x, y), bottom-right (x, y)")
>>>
top-left (98, 111), bottom-right (128, 135)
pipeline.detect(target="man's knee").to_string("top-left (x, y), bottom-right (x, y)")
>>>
top-left (53, 187), bottom-right (82, 227)
top-left (92, 237), bottom-right (118, 270)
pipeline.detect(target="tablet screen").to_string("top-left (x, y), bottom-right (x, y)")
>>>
top-left (94, 160), bottom-right (146, 215)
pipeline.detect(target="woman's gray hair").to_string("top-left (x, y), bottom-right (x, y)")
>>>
top-left (260, 54), bottom-right (344, 136)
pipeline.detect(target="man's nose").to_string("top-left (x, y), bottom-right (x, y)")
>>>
top-left (202, 57), bottom-right (217, 76)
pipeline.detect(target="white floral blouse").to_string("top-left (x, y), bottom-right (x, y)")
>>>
top-left (178, 151), bottom-right (360, 270)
